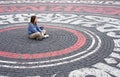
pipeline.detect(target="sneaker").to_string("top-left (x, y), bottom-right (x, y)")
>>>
top-left (44, 34), bottom-right (49, 38)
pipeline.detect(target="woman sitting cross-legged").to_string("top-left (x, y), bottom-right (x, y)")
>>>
top-left (28, 16), bottom-right (49, 40)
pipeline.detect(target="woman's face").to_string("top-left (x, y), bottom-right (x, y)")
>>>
top-left (34, 18), bottom-right (37, 24)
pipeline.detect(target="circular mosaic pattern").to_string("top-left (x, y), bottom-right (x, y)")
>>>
top-left (0, 26), bottom-right (86, 59)
top-left (0, 25), bottom-right (114, 76)
top-left (0, 0), bottom-right (120, 77)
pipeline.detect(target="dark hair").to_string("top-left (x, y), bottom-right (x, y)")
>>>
top-left (30, 16), bottom-right (36, 24)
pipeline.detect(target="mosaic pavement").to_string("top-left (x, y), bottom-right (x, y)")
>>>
top-left (0, 0), bottom-right (120, 77)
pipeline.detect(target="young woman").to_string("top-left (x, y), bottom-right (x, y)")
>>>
top-left (28, 16), bottom-right (49, 40)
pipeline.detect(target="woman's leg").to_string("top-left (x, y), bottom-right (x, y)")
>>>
top-left (29, 32), bottom-right (43, 40)
top-left (42, 29), bottom-right (46, 35)
top-left (42, 29), bottom-right (49, 38)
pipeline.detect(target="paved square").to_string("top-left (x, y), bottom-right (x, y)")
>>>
top-left (0, 0), bottom-right (120, 77)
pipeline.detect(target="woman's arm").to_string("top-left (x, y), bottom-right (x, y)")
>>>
top-left (28, 23), bottom-right (38, 34)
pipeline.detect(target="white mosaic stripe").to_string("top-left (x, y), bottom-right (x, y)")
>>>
top-left (0, 0), bottom-right (120, 5)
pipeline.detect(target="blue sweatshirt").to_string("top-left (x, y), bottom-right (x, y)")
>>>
top-left (28, 23), bottom-right (42, 35)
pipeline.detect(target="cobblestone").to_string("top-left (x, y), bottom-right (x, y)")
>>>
top-left (0, 0), bottom-right (120, 77)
